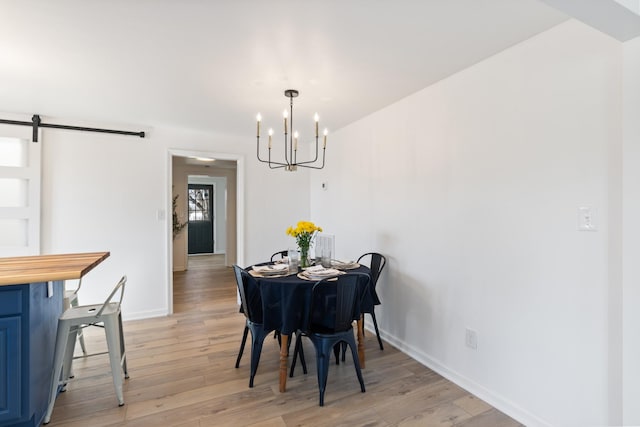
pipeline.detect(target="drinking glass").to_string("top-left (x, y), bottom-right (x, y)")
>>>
top-left (321, 247), bottom-right (332, 268)
top-left (288, 248), bottom-right (300, 272)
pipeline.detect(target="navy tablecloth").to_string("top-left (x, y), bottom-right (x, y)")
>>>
top-left (249, 265), bottom-right (374, 335)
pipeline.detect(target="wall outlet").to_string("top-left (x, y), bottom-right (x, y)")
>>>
top-left (465, 328), bottom-right (478, 350)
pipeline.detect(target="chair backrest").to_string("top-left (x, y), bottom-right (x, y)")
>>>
top-left (357, 252), bottom-right (386, 289)
top-left (95, 275), bottom-right (127, 318)
top-left (270, 250), bottom-right (288, 262)
top-left (66, 277), bottom-right (83, 296)
top-left (309, 273), bottom-right (370, 333)
top-left (233, 265), bottom-right (263, 323)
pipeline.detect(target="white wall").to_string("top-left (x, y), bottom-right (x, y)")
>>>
top-left (33, 123), bottom-right (310, 320)
top-left (311, 20), bottom-right (621, 426)
top-left (623, 35), bottom-right (640, 425)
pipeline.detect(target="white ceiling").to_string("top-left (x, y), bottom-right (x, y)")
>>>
top-left (0, 0), bottom-right (607, 139)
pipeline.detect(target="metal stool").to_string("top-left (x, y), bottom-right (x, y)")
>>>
top-left (44, 276), bottom-right (129, 424)
top-left (63, 278), bottom-right (87, 356)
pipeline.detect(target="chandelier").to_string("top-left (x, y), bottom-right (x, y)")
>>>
top-left (256, 89), bottom-right (327, 171)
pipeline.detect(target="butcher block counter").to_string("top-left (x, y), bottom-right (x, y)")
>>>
top-left (0, 251), bottom-right (109, 286)
top-left (0, 251), bottom-right (110, 427)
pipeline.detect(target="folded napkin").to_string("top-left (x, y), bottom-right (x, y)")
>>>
top-left (253, 264), bottom-right (289, 275)
top-left (331, 259), bottom-right (358, 269)
top-left (302, 266), bottom-right (343, 279)
top-left (305, 265), bottom-right (327, 273)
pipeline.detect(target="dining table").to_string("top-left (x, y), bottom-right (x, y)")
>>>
top-left (248, 262), bottom-right (374, 392)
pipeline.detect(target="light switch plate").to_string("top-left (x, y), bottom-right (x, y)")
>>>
top-left (578, 207), bottom-right (596, 231)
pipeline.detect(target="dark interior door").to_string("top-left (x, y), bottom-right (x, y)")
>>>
top-left (187, 184), bottom-right (214, 254)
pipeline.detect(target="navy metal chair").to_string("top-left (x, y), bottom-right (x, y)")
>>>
top-left (270, 250), bottom-right (288, 263)
top-left (357, 252), bottom-right (386, 350)
top-left (233, 265), bottom-right (276, 387)
top-left (289, 273), bottom-right (369, 406)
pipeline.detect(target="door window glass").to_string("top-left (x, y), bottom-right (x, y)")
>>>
top-left (188, 188), bottom-right (210, 221)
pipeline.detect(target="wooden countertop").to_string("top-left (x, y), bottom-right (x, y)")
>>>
top-left (0, 252), bottom-right (110, 286)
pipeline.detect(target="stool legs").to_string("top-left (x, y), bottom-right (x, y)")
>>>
top-left (44, 322), bottom-right (74, 424)
top-left (104, 315), bottom-right (125, 405)
top-left (65, 291), bottom-right (88, 356)
top-left (70, 296), bottom-right (88, 355)
top-left (118, 312), bottom-right (129, 379)
top-left (61, 326), bottom-right (79, 390)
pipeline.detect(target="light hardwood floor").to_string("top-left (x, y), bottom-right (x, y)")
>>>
top-left (46, 255), bottom-right (522, 427)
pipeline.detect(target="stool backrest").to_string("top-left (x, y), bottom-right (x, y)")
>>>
top-left (95, 276), bottom-right (127, 318)
top-left (66, 277), bottom-right (83, 295)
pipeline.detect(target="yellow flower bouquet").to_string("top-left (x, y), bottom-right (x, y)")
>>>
top-left (286, 220), bottom-right (322, 268)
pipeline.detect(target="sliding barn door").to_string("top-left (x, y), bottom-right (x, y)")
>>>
top-left (0, 126), bottom-right (41, 256)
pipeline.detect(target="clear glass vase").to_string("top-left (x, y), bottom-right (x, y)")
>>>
top-left (299, 246), bottom-right (310, 268)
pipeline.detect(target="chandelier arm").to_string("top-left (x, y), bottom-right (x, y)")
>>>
top-left (256, 136), bottom-right (288, 166)
top-left (268, 148), bottom-right (289, 168)
top-left (269, 163), bottom-right (288, 169)
top-left (296, 160), bottom-right (325, 169)
top-left (294, 135), bottom-right (321, 166)
top-left (295, 148), bottom-right (326, 168)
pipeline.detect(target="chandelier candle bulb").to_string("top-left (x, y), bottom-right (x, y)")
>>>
top-left (314, 113), bottom-right (319, 137)
top-left (323, 129), bottom-right (328, 148)
top-left (283, 110), bottom-right (288, 133)
top-left (268, 128), bottom-right (273, 149)
top-left (294, 131), bottom-right (299, 151)
top-left (256, 113), bottom-right (261, 137)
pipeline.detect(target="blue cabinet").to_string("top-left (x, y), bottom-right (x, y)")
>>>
top-left (0, 283), bottom-right (62, 427)
top-left (0, 316), bottom-right (21, 423)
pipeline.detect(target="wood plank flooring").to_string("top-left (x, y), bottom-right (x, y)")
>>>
top-left (45, 255), bottom-right (523, 427)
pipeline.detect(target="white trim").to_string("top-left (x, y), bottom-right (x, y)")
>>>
top-left (121, 308), bottom-right (169, 322)
top-left (211, 181), bottom-right (217, 252)
top-left (167, 149), bottom-right (244, 315)
top-left (366, 324), bottom-right (552, 427)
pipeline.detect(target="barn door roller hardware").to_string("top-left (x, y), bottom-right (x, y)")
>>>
top-left (0, 114), bottom-right (145, 142)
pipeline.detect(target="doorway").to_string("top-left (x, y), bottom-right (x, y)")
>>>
top-left (168, 150), bottom-right (244, 315)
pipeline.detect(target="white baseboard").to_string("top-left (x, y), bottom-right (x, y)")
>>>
top-left (122, 308), bottom-right (168, 322)
top-left (362, 324), bottom-right (551, 427)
